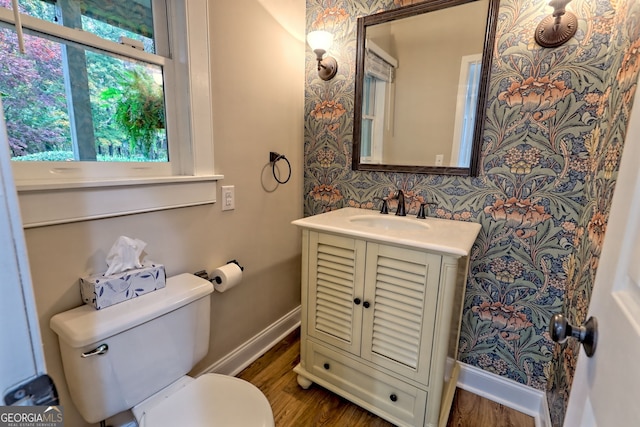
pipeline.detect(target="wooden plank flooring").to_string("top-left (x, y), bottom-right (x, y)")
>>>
top-left (237, 329), bottom-right (534, 427)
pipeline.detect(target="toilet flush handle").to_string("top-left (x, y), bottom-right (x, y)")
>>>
top-left (81, 344), bottom-right (109, 358)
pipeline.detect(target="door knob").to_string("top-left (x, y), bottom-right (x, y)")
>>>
top-left (549, 313), bottom-right (597, 357)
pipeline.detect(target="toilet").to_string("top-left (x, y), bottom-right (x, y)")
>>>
top-left (50, 273), bottom-right (274, 426)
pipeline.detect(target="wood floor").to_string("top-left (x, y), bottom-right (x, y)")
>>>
top-left (237, 329), bottom-right (535, 427)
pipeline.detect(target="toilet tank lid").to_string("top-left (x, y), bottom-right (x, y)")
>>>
top-left (50, 273), bottom-right (214, 348)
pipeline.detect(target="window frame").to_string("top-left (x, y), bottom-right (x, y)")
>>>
top-left (0, 0), bottom-right (221, 227)
top-left (451, 53), bottom-right (482, 168)
top-left (360, 75), bottom-right (386, 165)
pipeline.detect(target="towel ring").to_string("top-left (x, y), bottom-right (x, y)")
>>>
top-left (270, 152), bottom-right (292, 184)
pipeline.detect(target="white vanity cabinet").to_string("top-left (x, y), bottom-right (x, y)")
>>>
top-left (292, 208), bottom-right (480, 427)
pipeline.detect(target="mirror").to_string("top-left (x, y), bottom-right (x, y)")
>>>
top-left (352, 0), bottom-right (499, 176)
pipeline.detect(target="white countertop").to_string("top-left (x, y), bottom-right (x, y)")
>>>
top-left (292, 207), bottom-right (481, 257)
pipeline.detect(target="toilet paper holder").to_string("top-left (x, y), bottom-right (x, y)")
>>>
top-left (212, 260), bottom-right (244, 284)
top-left (193, 260), bottom-right (244, 284)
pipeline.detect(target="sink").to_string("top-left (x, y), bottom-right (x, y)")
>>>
top-left (348, 215), bottom-right (430, 231)
top-left (292, 207), bottom-right (482, 256)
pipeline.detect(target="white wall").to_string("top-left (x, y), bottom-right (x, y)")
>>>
top-left (22, 1), bottom-right (306, 425)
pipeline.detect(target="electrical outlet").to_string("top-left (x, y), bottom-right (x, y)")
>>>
top-left (435, 154), bottom-right (444, 166)
top-left (221, 185), bottom-right (235, 211)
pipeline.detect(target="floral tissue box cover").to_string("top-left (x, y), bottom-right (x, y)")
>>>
top-left (80, 263), bottom-right (166, 310)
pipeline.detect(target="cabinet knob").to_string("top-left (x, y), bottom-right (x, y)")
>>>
top-left (363, 301), bottom-right (371, 308)
top-left (389, 394), bottom-right (398, 402)
top-left (354, 298), bottom-right (361, 305)
top-left (323, 363), bottom-right (330, 370)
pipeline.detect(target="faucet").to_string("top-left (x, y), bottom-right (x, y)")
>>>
top-left (373, 197), bottom-right (389, 214)
top-left (393, 190), bottom-right (406, 216)
top-left (416, 202), bottom-right (437, 219)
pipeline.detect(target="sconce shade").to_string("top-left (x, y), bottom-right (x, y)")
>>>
top-left (307, 30), bottom-right (338, 81)
top-left (535, 0), bottom-right (577, 48)
top-left (307, 30), bottom-right (333, 53)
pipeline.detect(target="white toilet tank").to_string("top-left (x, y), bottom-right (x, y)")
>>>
top-left (50, 273), bottom-right (214, 424)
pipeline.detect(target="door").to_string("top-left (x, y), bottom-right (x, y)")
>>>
top-left (307, 232), bottom-right (366, 355)
top-left (563, 80), bottom-right (640, 425)
top-left (0, 98), bottom-right (57, 406)
top-left (361, 242), bottom-right (441, 383)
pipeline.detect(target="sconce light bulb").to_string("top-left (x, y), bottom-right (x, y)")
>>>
top-left (307, 30), bottom-right (333, 52)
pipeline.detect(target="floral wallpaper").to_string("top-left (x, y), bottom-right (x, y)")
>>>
top-left (304, 0), bottom-right (640, 425)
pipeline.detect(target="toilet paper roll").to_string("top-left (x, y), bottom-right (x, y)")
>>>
top-left (212, 262), bottom-right (243, 292)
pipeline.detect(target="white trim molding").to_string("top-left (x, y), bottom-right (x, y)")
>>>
top-left (198, 306), bottom-right (301, 377)
top-left (17, 175), bottom-right (222, 228)
top-left (456, 362), bottom-right (551, 427)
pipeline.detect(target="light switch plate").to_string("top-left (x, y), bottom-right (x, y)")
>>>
top-left (221, 185), bottom-right (235, 211)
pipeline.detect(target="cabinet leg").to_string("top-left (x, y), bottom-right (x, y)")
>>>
top-left (296, 374), bottom-right (313, 389)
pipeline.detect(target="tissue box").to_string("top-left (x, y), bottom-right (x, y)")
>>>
top-left (80, 263), bottom-right (166, 310)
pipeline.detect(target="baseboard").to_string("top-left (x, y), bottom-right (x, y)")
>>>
top-left (198, 305), bottom-right (301, 377)
top-left (196, 311), bottom-right (553, 426)
top-left (456, 362), bottom-right (552, 427)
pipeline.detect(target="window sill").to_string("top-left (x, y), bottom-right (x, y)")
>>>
top-left (16, 175), bottom-right (224, 228)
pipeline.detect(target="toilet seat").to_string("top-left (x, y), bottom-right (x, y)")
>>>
top-left (134, 374), bottom-right (274, 427)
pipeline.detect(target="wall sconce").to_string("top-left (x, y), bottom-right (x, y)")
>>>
top-left (307, 30), bottom-right (338, 81)
top-left (535, 0), bottom-right (577, 48)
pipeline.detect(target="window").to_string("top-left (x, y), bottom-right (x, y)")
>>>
top-left (451, 54), bottom-right (482, 167)
top-left (360, 42), bottom-right (397, 165)
top-left (1, 0), bottom-right (172, 165)
top-left (360, 74), bottom-right (386, 164)
top-left (0, 0), bottom-right (219, 227)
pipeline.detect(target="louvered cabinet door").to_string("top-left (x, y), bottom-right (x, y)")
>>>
top-left (307, 232), bottom-right (367, 355)
top-left (360, 243), bottom-right (442, 383)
